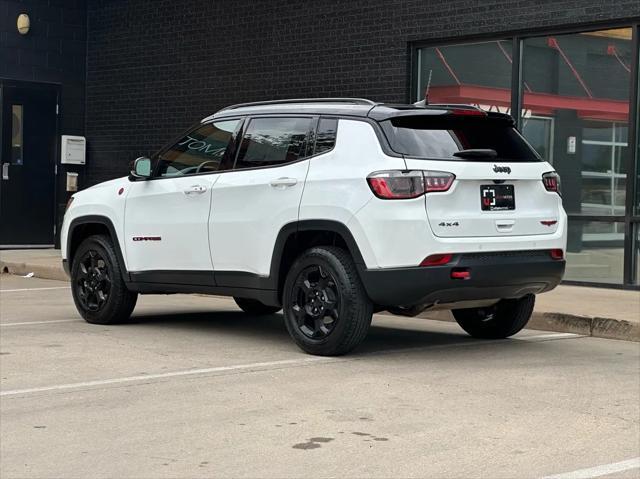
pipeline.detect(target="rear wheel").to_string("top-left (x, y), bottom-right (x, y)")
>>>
top-left (71, 235), bottom-right (137, 325)
top-left (283, 246), bottom-right (373, 356)
top-left (233, 297), bottom-right (281, 315)
top-left (452, 294), bottom-right (535, 339)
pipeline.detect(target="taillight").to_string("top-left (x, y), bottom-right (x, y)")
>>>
top-left (550, 249), bottom-right (564, 260)
top-left (367, 170), bottom-right (455, 199)
top-left (542, 172), bottom-right (561, 195)
top-left (420, 253), bottom-right (453, 266)
top-left (424, 171), bottom-right (455, 192)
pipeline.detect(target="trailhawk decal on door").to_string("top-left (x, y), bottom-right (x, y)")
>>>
top-left (132, 236), bottom-right (162, 241)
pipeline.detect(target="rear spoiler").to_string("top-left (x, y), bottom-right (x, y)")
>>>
top-left (368, 104), bottom-right (515, 124)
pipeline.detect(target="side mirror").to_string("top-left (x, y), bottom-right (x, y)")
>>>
top-left (130, 156), bottom-right (152, 180)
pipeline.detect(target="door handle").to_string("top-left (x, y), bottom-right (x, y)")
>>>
top-left (183, 184), bottom-right (207, 195)
top-left (270, 177), bottom-right (298, 188)
top-left (2, 163), bottom-right (8, 181)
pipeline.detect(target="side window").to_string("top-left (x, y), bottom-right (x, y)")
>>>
top-left (314, 118), bottom-right (338, 155)
top-left (157, 120), bottom-right (239, 177)
top-left (234, 117), bottom-right (311, 170)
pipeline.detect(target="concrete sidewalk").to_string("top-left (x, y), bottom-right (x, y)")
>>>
top-left (1, 248), bottom-right (638, 342)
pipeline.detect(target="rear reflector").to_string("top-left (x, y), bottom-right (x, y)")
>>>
top-left (367, 170), bottom-right (455, 199)
top-left (550, 249), bottom-right (564, 260)
top-left (420, 253), bottom-right (453, 267)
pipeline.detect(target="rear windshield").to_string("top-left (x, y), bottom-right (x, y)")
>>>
top-left (380, 116), bottom-right (540, 161)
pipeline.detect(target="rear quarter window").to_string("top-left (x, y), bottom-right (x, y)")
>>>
top-left (314, 118), bottom-right (338, 155)
top-left (380, 116), bottom-right (541, 161)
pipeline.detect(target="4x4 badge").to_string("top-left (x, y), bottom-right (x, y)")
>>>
top-left (493, 165), bottom-right (511, 174)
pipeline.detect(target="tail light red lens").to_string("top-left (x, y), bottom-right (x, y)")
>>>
top-left (542, 172), bottom-right (561, 195)
top-left (420, 253), bottom-right (453, 267)
top-left (367, 171), bottom-right (425, 199)
top-left (550, 249), bottom-right (564, 260)
top-left (367, 170), bottom-right (455, 199)
top-left (424, 171), bottom-right (455, 192)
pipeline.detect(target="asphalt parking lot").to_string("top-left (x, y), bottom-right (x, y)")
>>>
top-left (1, 274), bottom-right (639, 479)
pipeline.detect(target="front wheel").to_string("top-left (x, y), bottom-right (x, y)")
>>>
top-left (452, 294), bottom-right (535, 339)
top-left (283, 246), bottom-right (373, 356)
top-left (71, 235), bottom-right (137, 325)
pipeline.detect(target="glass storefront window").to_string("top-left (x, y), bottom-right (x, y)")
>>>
top-left (565, 219), bottom-right (625, 284)
top-left (414, 27), bottom-right (639, 286)
top-left (416, 40), bottom-right (512, 111)
top-left (521, 28), bottom-right (633, 218)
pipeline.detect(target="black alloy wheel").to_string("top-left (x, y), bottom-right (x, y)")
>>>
top-left (75, 249), bottom-right (111, 312)
top-left (71, 234), bottom-right (137, 324)
top-left (290, 264), bottom-right (340, 340)
top-left (283, 246), bottom-right (373, 356)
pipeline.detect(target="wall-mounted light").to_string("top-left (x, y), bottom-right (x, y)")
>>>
top-left (17, 13), bottom-right (30, 35)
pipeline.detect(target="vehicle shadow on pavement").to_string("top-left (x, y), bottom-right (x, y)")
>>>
top-left (127, 310), bottom-right (471, 354)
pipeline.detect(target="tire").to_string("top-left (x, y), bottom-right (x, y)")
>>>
top-left (233, 297), bottom-right (281, 315)
top-left (452, 294), bottom-right (535, 339)
top-left (282, 246), bottom-right (373, 356)
top-left (70, 234), bottom-right (138, 325)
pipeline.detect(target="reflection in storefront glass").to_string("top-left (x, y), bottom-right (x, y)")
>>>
top-left (11, 104), bottom-right (23, 165)
top-left (415, 40), bottom-right (513, 111)
top-left (564, 219), bottom-right (625, 284)
top-left (521, 28), bottom-right (632, 219)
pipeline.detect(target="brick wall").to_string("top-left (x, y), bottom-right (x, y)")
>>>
top-left (84, 0), bottom-right (639, 184)
top-left (1, 0), bottom-right (86, 137)
top-left (0, 0), bottom-right (86, 238)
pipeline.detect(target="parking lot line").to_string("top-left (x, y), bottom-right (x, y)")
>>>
top-left (517, 332), bottom-right (581, 341)
top-left (0, 286), bottom-right (70, 293)
top-left (0, 332), bottom-right (581, 398)
top-left (541, 457), bottom-right (640, 479)
top-left (1, 319), bottom-right (81, 327)
top-left (0, 357), bottom-right (336, 397)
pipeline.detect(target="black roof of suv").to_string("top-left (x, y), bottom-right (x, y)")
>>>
top-left (206, 98), bottom-right (514, 124)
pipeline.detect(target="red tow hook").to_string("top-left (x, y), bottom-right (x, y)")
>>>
top-left (451, 268), bottom-right (471, 280)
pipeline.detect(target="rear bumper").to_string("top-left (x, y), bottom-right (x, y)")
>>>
top-left (359, 250), bottom-right (565, 307)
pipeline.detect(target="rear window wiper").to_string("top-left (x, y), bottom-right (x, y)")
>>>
top-left (452, 149), bottom-right (497, 159)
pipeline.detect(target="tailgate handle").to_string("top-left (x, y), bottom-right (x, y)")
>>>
top-left (496, 220), bottom-right (515, 232)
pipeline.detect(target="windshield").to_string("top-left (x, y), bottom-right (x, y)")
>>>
top-left (380, 116), bottom-right (541, 161)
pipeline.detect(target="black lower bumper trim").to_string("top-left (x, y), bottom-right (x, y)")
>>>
top-left (359, 250), bottom-right (565, 307)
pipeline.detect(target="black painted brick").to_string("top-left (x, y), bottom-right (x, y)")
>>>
top-left (83, 0), bottom-right (640, 185)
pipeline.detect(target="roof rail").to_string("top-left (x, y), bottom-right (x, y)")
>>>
top-left (219, 98), bottom-right (377, 111)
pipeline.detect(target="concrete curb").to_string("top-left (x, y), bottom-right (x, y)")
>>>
top-left (1, 260), bottom-right (637, 343)
top-left (0, 260), bottom-right (69, 282)
top-left (409, 310), bottom-right (639, 343)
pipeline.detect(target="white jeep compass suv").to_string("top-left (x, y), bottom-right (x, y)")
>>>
top-left (61, 98), bottom-right (567, 356)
